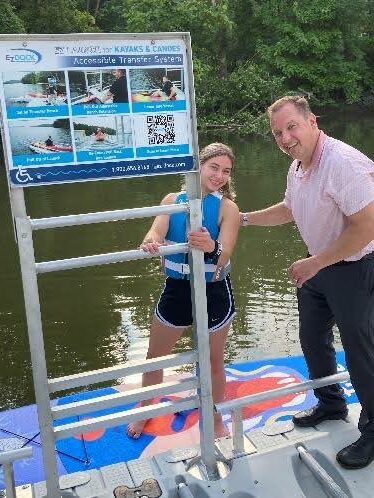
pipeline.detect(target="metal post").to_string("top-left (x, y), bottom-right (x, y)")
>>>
top-left (231, 408), bottom-right (244, 453)
top-left (3, 464), bottom-right (16, 498)
top-left (184, 31), bottom-right (217, 479)
top-left (15, 217), bottom-right (61, 498)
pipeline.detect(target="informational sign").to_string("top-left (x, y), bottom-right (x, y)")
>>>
top-left (0, 34), bottom-right (196, 187)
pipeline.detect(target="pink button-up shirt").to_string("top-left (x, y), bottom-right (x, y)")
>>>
top-left (284, 131), bottom-right (374, 261)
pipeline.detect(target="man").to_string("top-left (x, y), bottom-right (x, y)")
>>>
top-left (102, 69), bottom-right (128, 103)
top-left (152, 75), bottom-right (177, 100)
top-left (241, 95), bottom-right (374, 469)
top-left (46, 76), bottom-right (58, 105)
top-left (45, 136), bottom-right (53, 146)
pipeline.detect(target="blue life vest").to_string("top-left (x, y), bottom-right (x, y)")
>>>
top-left (163, 191), bottom-right (230, 281)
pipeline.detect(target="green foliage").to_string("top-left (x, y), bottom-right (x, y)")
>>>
top-left (249, 0), bottom-right (370, 104)
top-left (18, 0), bottom-right (96, 34)
top-left (0, 0), bottom-right (25, 33)
top-left (73, 123), bottom-right (115, 135)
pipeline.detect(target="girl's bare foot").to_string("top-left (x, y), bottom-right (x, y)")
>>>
top-left (214, 413), bottom-right (230, 438)
top-left (127, 420), bottom-right (148, 439)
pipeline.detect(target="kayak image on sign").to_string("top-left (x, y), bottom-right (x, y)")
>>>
top-left (8, 118), bottom-right (74, 167)
top-left (3, 70), bottom-right (68, 119)
top-left (129, 68), bottom-right (186, 113)
top-left (73, 115), bottom-right (134, 162)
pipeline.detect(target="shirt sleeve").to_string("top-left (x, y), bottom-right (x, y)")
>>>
top-left (327, 158), bottom-right (374, 216)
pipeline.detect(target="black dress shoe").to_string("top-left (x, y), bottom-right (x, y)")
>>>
top-left (337, 436), bottom-right (374, 469)
top-left (292, 405), bottom-right (348, 428)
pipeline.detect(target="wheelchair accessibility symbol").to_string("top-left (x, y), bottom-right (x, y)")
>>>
top-left (16, 169), bottom-right (33, 183)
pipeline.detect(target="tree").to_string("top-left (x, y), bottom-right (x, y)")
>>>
top-left (0, 0), bottom-right (25, 33)
top-left (18, 0), bottom-right (96, 33)
top-left (250, 0), bottom-right (369, 104)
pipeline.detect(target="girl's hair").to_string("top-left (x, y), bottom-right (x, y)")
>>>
top-left (199, 142), bottom-right (236, 200)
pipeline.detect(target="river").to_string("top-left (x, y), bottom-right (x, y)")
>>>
top-left (0, 108), bottom-right (373, 409)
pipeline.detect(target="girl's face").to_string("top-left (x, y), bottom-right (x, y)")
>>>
top-left (200, 155), bottom-right (233, 194)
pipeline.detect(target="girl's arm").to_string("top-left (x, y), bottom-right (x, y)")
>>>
top-left (140, 192), bottom-right (176, 253)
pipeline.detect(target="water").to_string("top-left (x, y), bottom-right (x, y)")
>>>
top-left (0, 109), bottom-right (373, 409)
top-left (3, 82), bottom-right (47, 103)
top-left (8, 123), bottom-right (71, 155)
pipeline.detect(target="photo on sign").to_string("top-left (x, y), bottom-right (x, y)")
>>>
top-left (68, 69), bottom-right (129, 105)
top-left (8, 118), bottom-right (72, 157)
top-left (73, 115), bottom-right (132, 151)
top-left (129, 68), bottom-right (185, 103)
top-left (2, 71), bottom-right (68, 109)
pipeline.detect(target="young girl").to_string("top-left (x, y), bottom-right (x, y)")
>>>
top-left (127, 143), bottom-right (240, 438)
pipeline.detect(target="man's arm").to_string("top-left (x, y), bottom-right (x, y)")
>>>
top-left (241, 201), bottom-right (293, 227)
top-left (289, 200), bottom-right (374, 287)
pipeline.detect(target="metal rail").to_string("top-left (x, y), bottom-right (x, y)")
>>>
top-left (30, 203), bottom-right (188, 230)
top-left (35, 243), bottom-right (189, 274)
top-left (0, 447), bottom-right (33, 498)
top-left (54, 395), bottom-right (199, 440)
top-left (48, 351), bottom-right (197, 393)
top-left (216, 371), bottom-right (350, 453)
top-left (51, 376), bottom-right (198, 419)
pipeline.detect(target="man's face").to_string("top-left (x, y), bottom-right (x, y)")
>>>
top-left (113, 70), bottom-right (122, 79)
top-left (270, 103), bottom-right (318, 165)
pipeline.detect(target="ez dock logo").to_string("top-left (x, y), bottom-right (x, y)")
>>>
top-left (6, 48), bottom-right (42, 64)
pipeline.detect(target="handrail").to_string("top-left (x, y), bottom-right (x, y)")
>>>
top-left (216, 371), bottom-right (350, 454)
top-left (216, 371), bottom-right (350, 413)
top-left (36, 243), bottom-right (189, 274)
top-left (0, 447), bottom-right (33, 498)
top-left (54, 395), bottom-right (199, 440)
top-left (30, 203), bottom-right (189, 230)
top-left (51, 376), bottom-right (198, 419)
top-left (48, 350), bottom-right (197, 393)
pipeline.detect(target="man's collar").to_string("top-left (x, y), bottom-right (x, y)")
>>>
top-left (309, 130), bottom-right (327, 171)
top-left (296, 130), bottom-right (327, 177)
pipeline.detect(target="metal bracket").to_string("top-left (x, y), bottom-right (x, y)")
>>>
top-left (113, 479), bottom-right (162, 498)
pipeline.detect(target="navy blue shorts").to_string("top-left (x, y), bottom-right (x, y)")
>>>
top-left (155, 275), bottom-right (236, 333)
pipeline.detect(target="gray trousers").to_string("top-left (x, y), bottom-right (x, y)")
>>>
top-left (297, 255), bottom-right (374, 436)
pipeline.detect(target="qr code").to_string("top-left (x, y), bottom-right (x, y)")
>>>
top-left (147, 114), bottom-right (176, 145)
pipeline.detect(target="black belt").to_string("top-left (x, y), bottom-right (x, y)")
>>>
top-left (307, 252), bottom-right (374, 266)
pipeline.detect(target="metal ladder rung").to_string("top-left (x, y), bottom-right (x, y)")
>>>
top-left (30, 202), bottom-right (189, 230)
top-left (48, 351), bottom-right (198, 393)
top-left (35, 243), bottom-right (189, 273)
top-left (51, 376), bottom-right (198, 419)
top-left (53, 395), bottom-right (200, 440)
